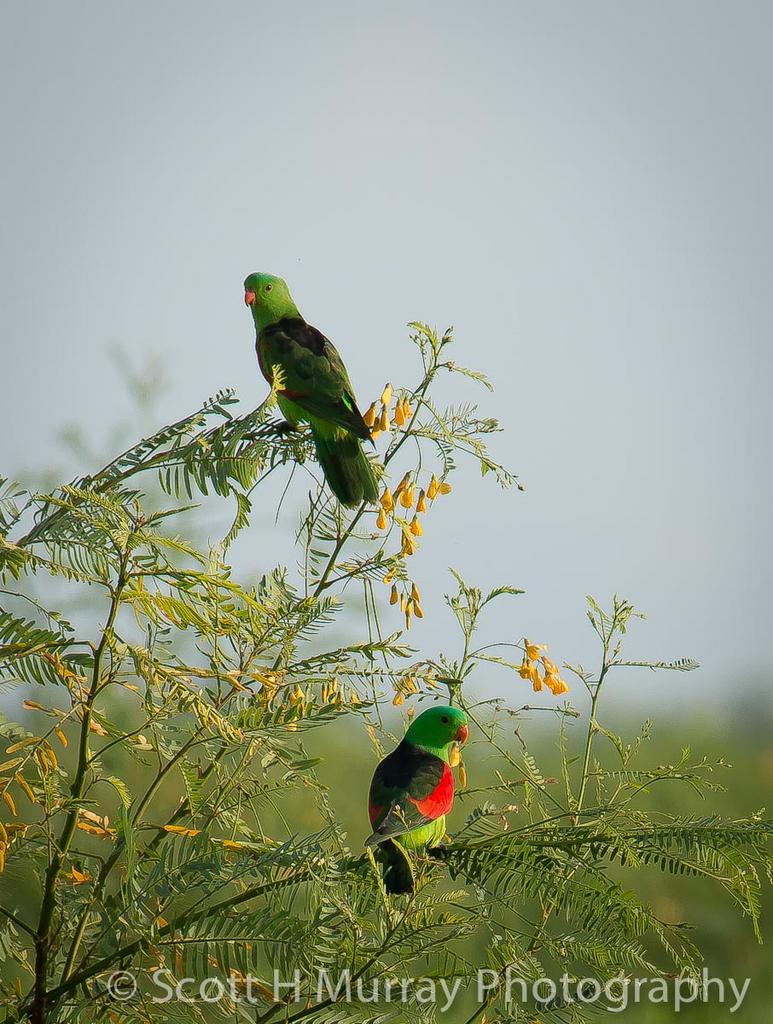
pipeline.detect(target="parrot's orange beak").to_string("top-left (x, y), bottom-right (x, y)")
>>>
top-left (244, 290), bottom-right (256, 306)
top-left (455, 723), bottom-right (469, 745)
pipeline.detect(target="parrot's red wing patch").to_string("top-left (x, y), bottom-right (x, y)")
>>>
top-left (366, 740), bottom-right (454, 845)
top-left (368, 798), bottom-right (383, 827)
top-left (409, 763), bottom-right (453, 818)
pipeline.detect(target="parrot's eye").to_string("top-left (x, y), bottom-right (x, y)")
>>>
top-left (441, 715), bottom-right (450, 724)
top-left (265, 284), bottom-right (272, 292)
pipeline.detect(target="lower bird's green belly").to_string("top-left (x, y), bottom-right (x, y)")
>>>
top-left (399, 815), bottom-right (446, 851)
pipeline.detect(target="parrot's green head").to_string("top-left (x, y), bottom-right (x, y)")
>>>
top-left (244, 272), bottom-right (300, 331)
top-left (404, 705), bottom-right (468, 757)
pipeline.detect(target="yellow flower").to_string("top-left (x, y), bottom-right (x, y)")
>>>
top-left (4, 736), bottom-right (39, 754)
top-left (416, 489), bottom-right (428, 513)
top-left (376, 509), bottom-right (388, 530)
top-left (393, 401), bottom-right (406, 427)
top-left (378, 407), bottom-right (390, 432)
top-left (380, 383), bottom-right (393, 407)
top-left (383, 570), bottom-right (394, 584)
top-left (518, 659), bottom-right (542, 690)
top-left (363, 402), bottom-right (378, 428)
top-left (380, 487), bottom-right (394, 512)
top-left (65, 866), bottom-right (93, 886)
top-left (401, 533), bottom-right (416, 557)
top-left (427, 474), bottom-right (439, 500)
top-left (163, 825), bottom-right (202, 837)
top-left (41, 744), bottom-right (58, 769)
top-left (15, 774), bottom-right (36, 805)
top-left (370, 427), bottom-right (383, 440)
top-left (459, 762), bottom-right (468, 788)
top-left (322, 678), bottom-right (339, 703)
top-left (400, 486), bottom-right (414, 509)
top-left (405, 600), bottom-right (414, 628)
top-left (394, 472), bottom-right (410, 496)
top-left (409, 515), bottom-right (422, 536)
top-left (438, 481), bottom-right (452, 495)
top-left (402, 399), bottom-right (413, 418)
top-left (410, 582), bottom-right (421, 602)
top-left (390, 584), bottom-right (399, 606)
top-left (77, 817), bottom-right (117, 838)
top-left (524, 639), bottom-right (547, 662)
top-left (541, 656), bottom-right (569, 696)
top-left (414, 602), bottom-right (424, 619)
top-left (393, 692), bottom-right (405, 706)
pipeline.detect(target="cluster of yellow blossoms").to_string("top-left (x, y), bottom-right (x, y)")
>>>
top-left (391, 668), bottom-right (437, 706)
top-left (383, 576), bottom-right (423, 630)
top-left (363, 383), bottom-right (413, 440)
top-left (77, 808), bottom-right (116, 838)
top-left (376, 471), bottom-right (451, 549)
top-left (365, 381), bottom-right (453, 631)
top-left (319, 676), bottom-right (344, 705)
top-left (372, 465), bottom-right (452, 629)
top-left (518, 639), bottom-right (570, 696)
top-left (391, 673), bottom-right (421, 706)
top-left (0, 719), bottom-right (73, 870)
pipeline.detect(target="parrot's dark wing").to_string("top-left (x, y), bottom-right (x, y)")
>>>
top-left (365, 741), bottom-right (450, 847)
top-left (259, 318), bottom-right (371, 439)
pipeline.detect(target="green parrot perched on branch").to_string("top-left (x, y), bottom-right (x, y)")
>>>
top-left (366, 705), bottom-right (468, 894)
top-left (244, 273), bottom-right (379, 507)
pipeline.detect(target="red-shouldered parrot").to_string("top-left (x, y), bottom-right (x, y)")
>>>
top-left (244, 273), bottom-right (379, 507)
top-left (366, 705), bottom-right (468, 894)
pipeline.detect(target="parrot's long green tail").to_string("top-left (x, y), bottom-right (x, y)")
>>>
top-left (378, 839), bottom-right (414, 895)
top-left (311, 422), bottom-right (378, 508)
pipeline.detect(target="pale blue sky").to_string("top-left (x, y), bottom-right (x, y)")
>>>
top-left (1, 2), bottom-right (771, 710)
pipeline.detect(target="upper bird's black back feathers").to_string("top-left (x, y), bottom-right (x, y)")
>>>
top-left (261, 318), bottom-right (372, 441)
top-left (264, 317), bottom-right (327, 357)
